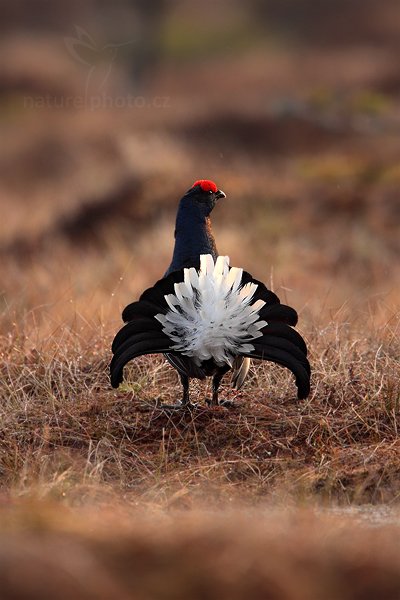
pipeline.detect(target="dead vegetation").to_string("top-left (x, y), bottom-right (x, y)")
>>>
top-left (2, 505), bottom-right (400, 600)
top-left (1, 315), bottom-right (399, 508)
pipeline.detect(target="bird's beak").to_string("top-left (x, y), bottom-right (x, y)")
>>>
top-left (215, 189), bottom-right (226, 200)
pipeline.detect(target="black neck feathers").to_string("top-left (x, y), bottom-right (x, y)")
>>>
top-left (166, 201), bottom-right (218, 275)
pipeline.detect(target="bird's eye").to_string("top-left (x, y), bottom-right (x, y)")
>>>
top-left (208, 190), bottom-right (213, 195)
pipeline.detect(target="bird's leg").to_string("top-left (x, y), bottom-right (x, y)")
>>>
top-left (161, 374), bottom-right (196, 411)
top-left (209, 367), bottom-right (231, 407)
top-left (180, 373), bottom-right (190, 406)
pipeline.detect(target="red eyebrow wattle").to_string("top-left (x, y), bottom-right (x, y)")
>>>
top-left (192, 180), bottom-right (218, 193)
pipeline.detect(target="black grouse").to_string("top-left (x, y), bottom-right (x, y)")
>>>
top-left (110, 179), bottom-right (311, 408)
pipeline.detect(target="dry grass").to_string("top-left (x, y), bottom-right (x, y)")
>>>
top-left (1, 316), bottom-right (399, 508)
top-left (2, 504), bottom-right (400, 600)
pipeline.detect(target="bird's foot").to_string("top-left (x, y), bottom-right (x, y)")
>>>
top-left (219, 399), bottom-right (236, 409)
top-left (158, 400), bottom-right (198, 412)
top-left (205, 398), bottom-right (235, 409)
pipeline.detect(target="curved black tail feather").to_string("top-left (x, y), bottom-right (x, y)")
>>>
top-left (110, 334), bottom-right (172, 388)
top-left (241, 337), bottom-right (310, 400)
top-left (110, 258), bottom-right (311, 400)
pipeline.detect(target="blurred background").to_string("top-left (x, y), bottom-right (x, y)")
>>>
top-left (1, 7), bottom-right (400, 591)
top-left (0, 0), bottom-right (399, 341)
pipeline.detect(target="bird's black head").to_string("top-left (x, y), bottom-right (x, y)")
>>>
top-left (182, 179), bottom-right (226, 216)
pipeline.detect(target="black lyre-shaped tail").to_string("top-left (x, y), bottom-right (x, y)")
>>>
top-left (231, 271), bottom-right (310, 399)
top-left (110, 271), bottom-right (184, 388)
top-left (110, 264), bottom-right (311, 399)
top-left (239, 319), bottom-right (311, 400)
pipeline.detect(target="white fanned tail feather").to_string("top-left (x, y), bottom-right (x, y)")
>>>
top-left (155, 255), bottom-right (268, 367)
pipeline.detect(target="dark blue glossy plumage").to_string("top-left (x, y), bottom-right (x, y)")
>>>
top-left (165, 186), bottom-right (221, 275)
